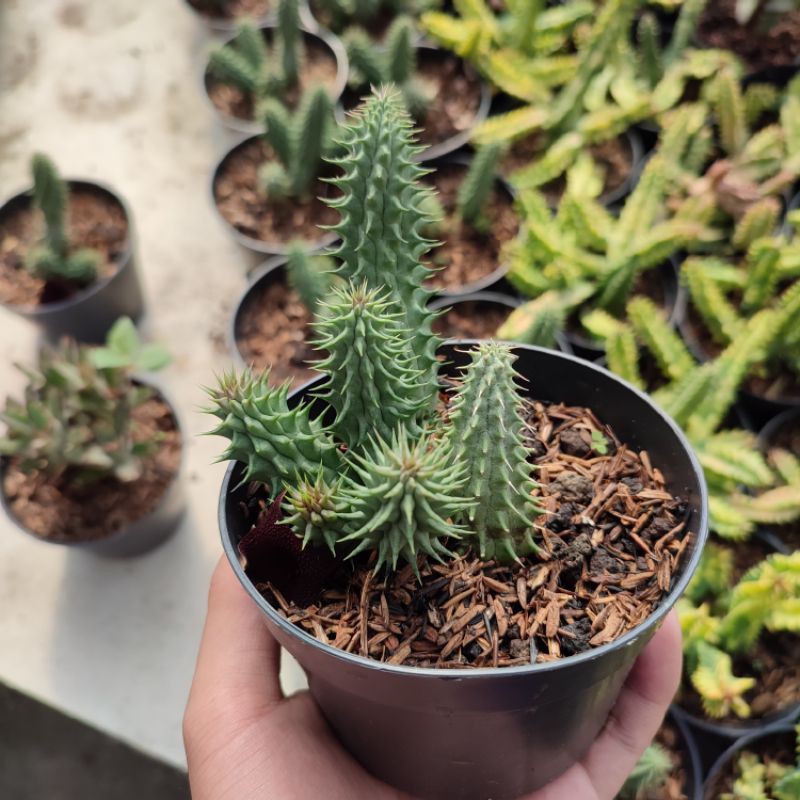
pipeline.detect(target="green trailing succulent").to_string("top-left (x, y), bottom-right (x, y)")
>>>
top-left (721, 725), bottom-right (800, 800)
top-left (257, 85), bottom-right (338, 200)
top-left (619, 742), bottom-right (672, 800)
top-left (456, 142), bottom-right (505, 230)
top-left (25, 154), bottom-right (101, 286)
top-left (207, 0), bottom-right (306, 105)
top-left (208, 87), bottom-right (544, 573)
top-left (0, 318), bottom-right (170, 484)
top-left (345, 16), bottom-right (434, 116)
top-left (680, 547), bottom-right (800, 719)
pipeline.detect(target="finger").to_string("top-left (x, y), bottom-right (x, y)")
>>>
top-left (190, 556), bottom-right (283, 710)
top-left (578, 610), bottom-right (682, 799)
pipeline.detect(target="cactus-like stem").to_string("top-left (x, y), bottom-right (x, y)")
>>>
top-left (282, 471), bottom-right (351, 552)
top-left (385, 16), bottom-right (417, 84)
top-left (637, 12), bottom-right (662, 87)
top-left (289, 86), bottom-right (334, 195)
top-left (312, 283), bottom-right (434, 449)
top-left (619, 745), bottom-right (672, 800)
top-left (345, 27), bottom-right (386, 86)
top-left (663, 0), bottom-right (708, 65)
top-left (457, 142), bottom-right (503, 227)
top-left (262, 98), bottom-right (294, 167)
top-left (278, 0), bottom-right (302, 86)
top-left (713, 67), bottom-right (748, 156)
top-left (339, 426), bottom-right (474, 574)
top-left (325, 87), bottom-right (440, 383)
top-left (208, 45), bottom-right (259, 94)
top-left (285, 241), bottom-right (333, 313)
top-left (444, 341), bottom-right (542, 562)
top-left (236, 21), bottom-right (269, 70)
top-left (732, 197), bottom-right (780, 252)
top-left (742, 237), bottom-right (781, 312)
top-left (206, 370), bottom-right (342, 492)
top-left (683, 258), bottom-right (744, 346)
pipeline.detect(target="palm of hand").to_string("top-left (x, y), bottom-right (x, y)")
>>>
top-left (184, 560), bottom-right (682, 800)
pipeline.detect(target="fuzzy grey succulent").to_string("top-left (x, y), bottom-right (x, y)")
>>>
top-left (26, 154), bottom-right (101, 285)
top-left (0, 318), bottom-right (170, 484)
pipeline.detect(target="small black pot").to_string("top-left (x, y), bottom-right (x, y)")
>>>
top-left (184, 0), bottom-right (274, 35)
top-left (703, 722), bottom-right (800, 800)
top-left (218, 342), bottom-right (708, 800)
top-left (210, 135), bottom-right (339, 258)
top-left (424, 154), bottom-right (516, 296)
top-left (0, 385), bottom-right (185, 558)
top-left (202, 24), bottom-right (348, 136)
top-left (598, 127), bottom-right (646, 208)
top-left (566, 256), bottom-right (686, 362)
top-left (783, 190), bottom-right (800, 237)
top-left (0, 180), bottom-right (144, 343)
top-left (668, 709), bottom-right (704, 800)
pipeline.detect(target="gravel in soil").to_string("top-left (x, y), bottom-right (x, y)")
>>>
top-left (187, 0), bottom-right (272, 20)
top-left (206, 37), bottom-right (339, 120)
top-left (239, 396), bottom-right (694, 668)
top-left (432, 300), bottom-right (514, 340)
top-left (0, 186), bottom-right (127, 308)
top-left (678, 536), bottom-right (800, 726)
top-left (697, 0), bottom-right (800, 73)
top-left (2, 397), bottom-right (181, 543)
top-left (423, 163), bottom-right (518, 292)
top-left (503, 133), bottom-right (635, 205)
top-left (213, 139), bottom-right (340, 247)
top-left (235, 274), bottom-right (320, 387)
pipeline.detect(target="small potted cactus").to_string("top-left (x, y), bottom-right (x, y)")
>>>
top-left (211, 85), bottom-right (341, 255)
top-left (0, 319), bottom-right (185, 557)
top-left (421, 146), bottom-right (519, 295)
top-left (208, 88), bottom-right (707, 800)
top-left (342, 16), bottom-right (490, 160)
top-left (231, 243), bottom-right (334, 385)
top-left (203, 0), bottom-right (347, 133)
top-left (184, 0), bottom-right (274, 35)
top-left (676, 542), bottom-right (800, 738)
top-left (0, 154), bottom-right (144, 343)
top-left (703, 723), bottom-right (800, 799)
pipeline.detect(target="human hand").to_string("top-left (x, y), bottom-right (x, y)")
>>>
top-left (184, 557), bottom-right (683, 800)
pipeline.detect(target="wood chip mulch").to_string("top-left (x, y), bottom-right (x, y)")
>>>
top-left (257, 399), bottom-right (693, 669)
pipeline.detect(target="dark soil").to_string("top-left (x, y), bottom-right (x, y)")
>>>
top-left (697, 0), bottom-right (800, 73)
top-left (235, 273), bottom-right (320, 387)
top-left (502, 133), bottom-right (635, 205)
top-left (206, 37), bottom-right (339, 121)
top-left (423, 163), bottom-right (518, 292)
top-left (213, 139), bottom-right (340, 247)
top-left (344, 50), bottom-right (484, 152)
top-left (0, 186), bottom-right (127, 308)
top-left (243, 397), bottom-right (693, 668)
top-left (432, 300), bottom-right (514, 340)
top-left (679, 536), bottom-right (800, 725)
top-left (705, 730), bottom-right (795, 799)
top-left (2, 397), bottom-right (181, 543)
top-left (186, 0), bottom-right (272, 21)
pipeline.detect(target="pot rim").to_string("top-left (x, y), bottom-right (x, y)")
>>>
top-left (219, 340), bottom-right (709, 678)
top-left (0, 179), bottom-right (135, 319)
top-left (758, 406), bottom-right (800, 448)
top-left (201, 22), bottom-right (349, 135)
top-left (0, 379), bottom-right (185, 548)
top-left (209, 134), bottom-right (341, 256)
top-left (667, 707), bottom-right (704, 800)
top-left (703, 722), bottom-right (799, 799)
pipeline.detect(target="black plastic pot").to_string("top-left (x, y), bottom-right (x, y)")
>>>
top-left (0, 385), bottom-right (185, 558)
top-left (218, 341), bottom-right (708, 800)
top-left (424, 154), bottom-right (516, 296)
top-left (0, 180), bottom-right (144, 343)
top-left (337, 45), bottom-right (492, 162)
top-left (703, 723), bottom-right (799, 800)
top-left (783, 190), bottom-right (800, 237)
top-left (210, 135), bottom-right (339, 258)
top-left (202, 24), bottom-right (348, 135)
top-left (184, 0), bottom-right (274, 35)
top-left (667, 709), bottom-right (704, 800)
top-left (566, 256), bottom-right (686, 362)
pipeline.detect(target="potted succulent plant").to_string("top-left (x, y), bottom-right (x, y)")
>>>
top-left (675, 541), bottom-right (800, 739)
top-left (231, 243), bottom-right (334, 385)
top-left (703, 723), bottom-right (800, 799)
top-left (0, 319), bottom-right (184, 557)
top-left (421, 147), bottom-right (519, 295)
top-left (184, 0), bottom-right (274, 35)
top-left (342, 16), bottom-right (490, 160)
top-left (0, 154), bottom-right (144, 343)
top-left (208, 88), bottom-right (707, 800)
top-left (203, 0), bottom-right (347, 134)
top-left (211, 85), bottom-right (341, 256)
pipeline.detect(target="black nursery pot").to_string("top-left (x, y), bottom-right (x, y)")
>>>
top-left (703, 723), bottom-right (799, 800)
top-left (669, 709), bottom-right (704, 800)
top-left (0, 386), bottom-right (185, 558)
top-left (0, 181), bottom-right (144, 344)
top-left (202, 24), bottom-right (348, 135)
top-left (210, 135), bottom-right (339, 258)
top-left (218, 342), bottom-right (708, 800)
